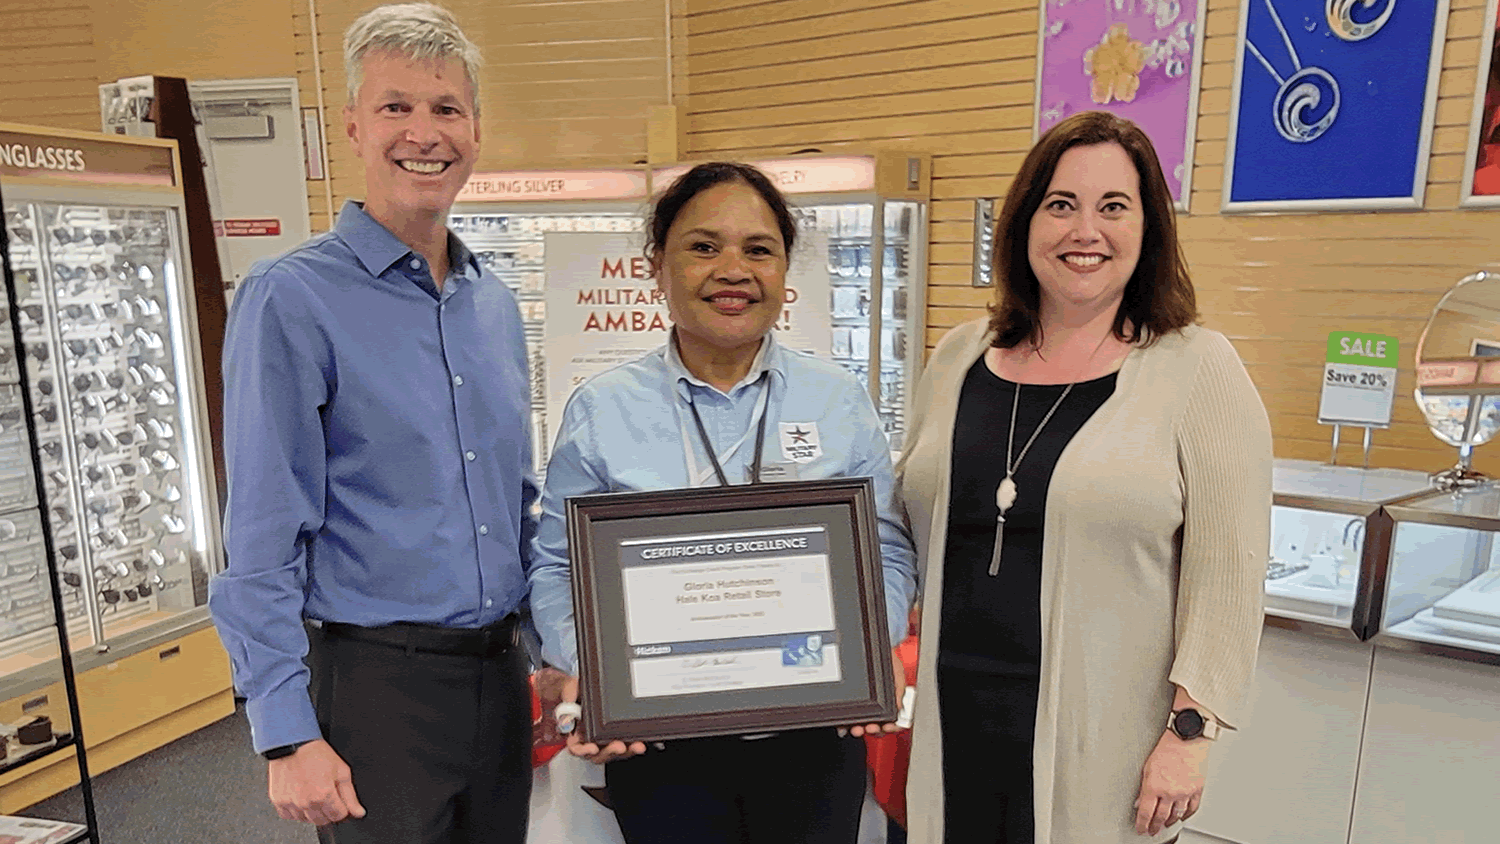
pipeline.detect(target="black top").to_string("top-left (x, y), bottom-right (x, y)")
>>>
top-left (938, 355), bottom-right (1117, 677)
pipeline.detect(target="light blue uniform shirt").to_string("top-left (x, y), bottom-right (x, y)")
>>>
top-left (528, 332), bottom-right (917, 675)
top-left (210, 201), bottom-right (537, 753)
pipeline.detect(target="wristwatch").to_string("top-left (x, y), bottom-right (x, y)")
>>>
top-left (261, 741), bottom-right (309, 761)
top-left (1167, 708), bottom-right (1220, 741)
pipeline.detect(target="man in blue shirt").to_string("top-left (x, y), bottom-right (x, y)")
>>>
top-left (209, 4), bottom-right (536, 841)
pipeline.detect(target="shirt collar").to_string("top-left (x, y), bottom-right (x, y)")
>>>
top-left (334, 200), bottom-right (481, 280)
top-left (665, 329), bottom-right (788, 399)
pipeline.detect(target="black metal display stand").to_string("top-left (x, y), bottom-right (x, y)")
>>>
top-left (0, 179), bottom-right (101, 844)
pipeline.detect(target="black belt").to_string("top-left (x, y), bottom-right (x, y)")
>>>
top-left (320, 614), bottom-right (520, 658)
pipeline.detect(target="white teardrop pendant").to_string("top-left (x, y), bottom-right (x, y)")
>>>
top-left (990, 475), bottom-right (1017, 576)
top-left (996, 475), bottom-right (1017, 512)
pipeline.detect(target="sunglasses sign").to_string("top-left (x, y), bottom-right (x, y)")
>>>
top-left (0, 143), bottom-right (85, 173)
top-left (0, 128), bottom-right (176, 187)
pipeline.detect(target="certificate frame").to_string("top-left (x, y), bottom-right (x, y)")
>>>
top-left (566, 477), bottom-right (896, 744)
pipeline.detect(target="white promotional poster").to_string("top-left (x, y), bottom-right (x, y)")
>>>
top-left (542, 231), bottom-right (832, 454)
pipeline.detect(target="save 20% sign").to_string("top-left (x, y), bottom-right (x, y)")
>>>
top-left (1318, 332), bottom-right (1398, 428)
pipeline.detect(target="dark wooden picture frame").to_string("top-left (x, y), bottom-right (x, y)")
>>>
top-left (566, 477), bottom-right (896, 744)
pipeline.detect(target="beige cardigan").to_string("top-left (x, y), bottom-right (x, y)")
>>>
top-left (896, 319), bottom-right (1272, 844)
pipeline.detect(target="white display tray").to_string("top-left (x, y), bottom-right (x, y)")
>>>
top-left (1390, 609), bottom-right (1500, 651)
top-left (1430, 569), bottom-right (1500, 628)
top-left (1266, 572), bottom-right (1357, 622)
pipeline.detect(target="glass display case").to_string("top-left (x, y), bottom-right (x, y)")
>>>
top-left (448, 170), bottom-right (648, 472)
top-left (0, 123), bottom-right (223, 691)
top-left (1376, 484), bottom-right (1500, 663)
top-left (653, 154), bottom-right (930, 451)
top-left (1266, 459), bottom-right (1434, 635)
top-left (790, 196), bottom-right (921, 449)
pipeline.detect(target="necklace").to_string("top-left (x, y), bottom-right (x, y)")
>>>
top-left (989, 380), bottom-right (1074, 576)
top-left (686, 374), bottom-right (770, 486)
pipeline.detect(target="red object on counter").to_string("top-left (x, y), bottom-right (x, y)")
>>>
top-left (530, 673), bottom-right (566, 768)
top-left (865, 621), bottom-right (920, 829)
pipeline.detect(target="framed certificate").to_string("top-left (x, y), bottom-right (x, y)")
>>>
top-left (566, 477), bottom-right (896, 743)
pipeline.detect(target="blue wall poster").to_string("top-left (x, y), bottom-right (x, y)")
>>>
top-left (1223, 0), bottom-right (1450, 212)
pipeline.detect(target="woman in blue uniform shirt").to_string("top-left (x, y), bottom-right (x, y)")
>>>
top-left (527, 162), bottom-right (917, 844)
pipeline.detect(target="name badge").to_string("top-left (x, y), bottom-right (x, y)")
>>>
top-left (753, 462), bottom-right (800, 483)
top-left (778, 422), bottom-right (823, 464)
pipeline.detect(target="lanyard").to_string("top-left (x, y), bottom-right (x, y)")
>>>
top-left (686, 376), bottom-right (769, 486)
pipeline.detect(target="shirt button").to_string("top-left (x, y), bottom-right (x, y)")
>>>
top-left (479, 524), bottom-right (489, 535)
top-left (453, 375), bottom-right (464, 386)
top-left (409, 258), bottom-right (421, 270)
top-left (484, 598), bottom-right (494, 608)
top-left (465, 450), bottom-right (476, 461)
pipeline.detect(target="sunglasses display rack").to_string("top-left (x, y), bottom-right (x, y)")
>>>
top-left (0, 146), bottom-right (104, 843)
top-left (0, 225), bottom-right (77, 649)
top-left (448, 211), bottom-right (644, 472)
top-left (0, 201), bottom-right (209, 658)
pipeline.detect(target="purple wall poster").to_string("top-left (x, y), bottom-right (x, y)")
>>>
top-left (1035, 0), bottom-right (1208, 209)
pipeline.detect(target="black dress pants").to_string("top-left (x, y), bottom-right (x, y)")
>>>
top-left (603, 728), bottom-right (867, 844)
top-left (937, 664), bottom-right (1038, 844)
top-left (306, 620), bottom-right (532, 844)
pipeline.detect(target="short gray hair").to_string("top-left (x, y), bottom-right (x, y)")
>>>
top-left (343, 3), bottom-right (483, 114)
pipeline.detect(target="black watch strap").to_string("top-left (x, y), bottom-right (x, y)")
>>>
top-left (262, 741), bottom-right (309, 761)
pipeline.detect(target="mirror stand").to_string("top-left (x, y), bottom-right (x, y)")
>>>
top-left (1433, 442), bottom-right (1487, 491)
top-left (1415, 270), bottom-right (1500, 487)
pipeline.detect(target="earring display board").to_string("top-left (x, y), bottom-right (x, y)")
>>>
top-left (1462, 0), bottom-right (1500, 207)
top-left (1033, 0), bottom-right (1208, 210)
top-left (1223, 0), bottom-right (1449, 212)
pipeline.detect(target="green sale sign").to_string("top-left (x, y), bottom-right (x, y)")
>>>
top-left (1319, 331), bottom-right (1398, 428)
top-left (1325, 332), bottom-right (1399, 367)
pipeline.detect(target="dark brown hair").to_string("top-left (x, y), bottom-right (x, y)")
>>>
top-left (645, 162), bottom-right (797, 258)
top-left (988, 110), bottom-right (1197, 349)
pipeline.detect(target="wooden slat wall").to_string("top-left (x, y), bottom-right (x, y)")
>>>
top-left (682, 0), bottom-right (1500, 475)
top-left (0, 1), bottom-right (100, 131)
top-left (1, 0), bottom-right (300, 132)
top-left (88, 0), bottom-right (299, 83)
top-left (293, 0), bottom-right (671, 233)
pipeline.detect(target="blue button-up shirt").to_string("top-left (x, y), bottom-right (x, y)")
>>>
top-left (210, 201), bottom-right (537, 752)
top-left (528, 332), bottom-right (917, 675)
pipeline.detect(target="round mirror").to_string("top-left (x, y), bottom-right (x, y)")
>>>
top-left (1415, 271), bottom-right (1500, 486)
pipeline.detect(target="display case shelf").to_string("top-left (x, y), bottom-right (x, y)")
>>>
top-left (0, 732), bottom-right (73, 779)
top-left (1375, 483), bottom-right (1500, 665)
top-left (1266, 459), bottom-right (1435, 638)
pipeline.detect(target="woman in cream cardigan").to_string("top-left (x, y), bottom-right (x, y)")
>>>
top-left (897, 111), bottom-right (1272, 843)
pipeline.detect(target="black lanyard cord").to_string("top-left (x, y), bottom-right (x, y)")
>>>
top-left (686, 378), bottom-right (769, 487)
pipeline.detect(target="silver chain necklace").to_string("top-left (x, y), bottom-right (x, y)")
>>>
top-left (989, 380), bottom-right (1075, 576)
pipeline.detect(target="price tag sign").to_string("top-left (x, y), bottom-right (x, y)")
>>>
top-left (1319, 331), bottom-right (1398, 428)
